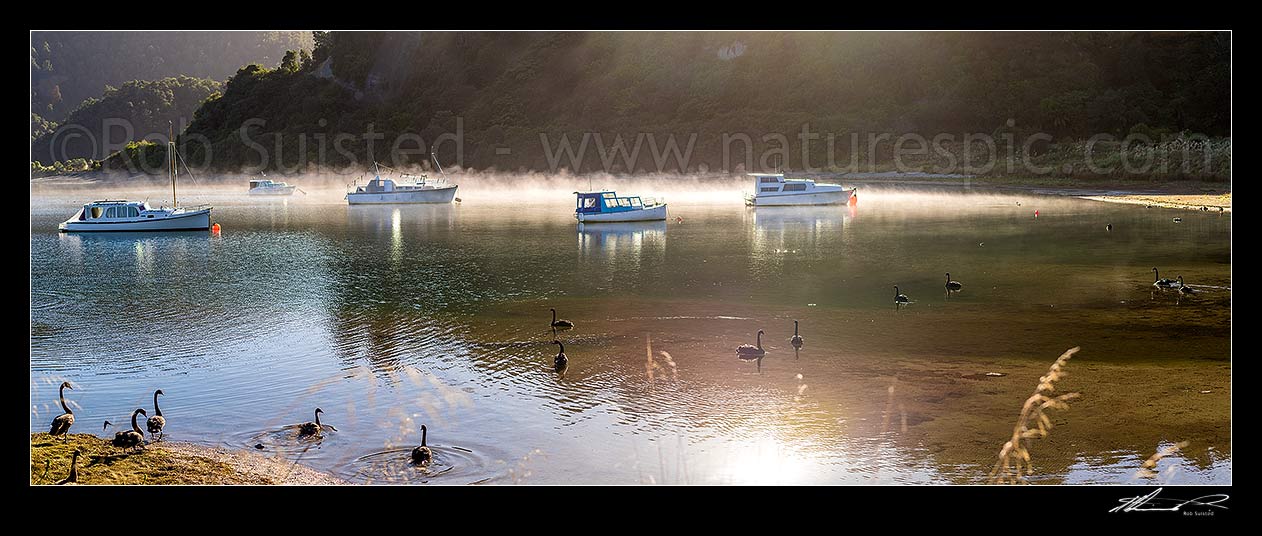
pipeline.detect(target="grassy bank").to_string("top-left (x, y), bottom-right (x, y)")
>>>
top-left (30, 433), bottom-right (343, 485)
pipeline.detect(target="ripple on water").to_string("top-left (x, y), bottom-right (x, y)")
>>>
top-left (334, 444), bottom-right (505, 485)
top-left (221, 425), bottom-right (348, 477)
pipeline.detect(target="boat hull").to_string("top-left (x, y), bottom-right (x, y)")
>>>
top-left (575, 204), bottom-right (668, 223)
top-left (746, 188), bottom-right (855, 206)
top-left (59, 209), bottom-right (212, 232)
top-left (248, 187), bottom-right (296, 196)
top-left (346, 186), bottom-right (458, 204)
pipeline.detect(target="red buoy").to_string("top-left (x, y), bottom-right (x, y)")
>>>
top-left (1034, 210), bottom-right (1039, 217)
top-left (212, 223), bottom-right (221, 234)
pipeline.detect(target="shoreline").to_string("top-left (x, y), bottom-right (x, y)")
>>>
top-left (30, 433), bottom-right (345, 485)
top-left (1076, 193), bottom-right (1231, 212)
top-left (31, 172), bottom-right (1231, 212)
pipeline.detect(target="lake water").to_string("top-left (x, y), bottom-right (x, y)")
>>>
top-left (29, 182), bottom-right (1232, 484)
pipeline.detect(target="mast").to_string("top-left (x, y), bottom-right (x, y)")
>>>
top-left (430, 153), bottom-right (448, 179)
top-left (168, 122), bottom-right (177, 207)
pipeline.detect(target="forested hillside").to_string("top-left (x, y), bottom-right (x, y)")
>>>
top-left (174, 31), bottom-right (1229, 175)
top-left (32, 76), bottom-right (222, 165)
top-left (35, 31), bottom-right (1229, 177)
top-left (31, 31), bottom-right (311, 120)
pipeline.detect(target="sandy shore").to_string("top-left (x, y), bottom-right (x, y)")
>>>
top-left (1079, 193), bottom-right (1232, 212)
top-left (159, 442), bottom-right (348, 485)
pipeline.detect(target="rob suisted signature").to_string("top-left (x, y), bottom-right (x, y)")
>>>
top-left (1110, 487), bottom-right (1229, 513)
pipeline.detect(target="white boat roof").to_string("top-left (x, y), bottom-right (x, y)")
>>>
top-left (747, 173), bottom-right (785, 177)
top-left (88, 200), bottom-right (144, 205)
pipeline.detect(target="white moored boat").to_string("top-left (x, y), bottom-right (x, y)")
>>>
top-left (743, 173), bottom-right (856, 206)
top-left (248, 176), bottom-right (298, 196)
top-left (346, 156), bottom-right (458, 205)
top-left (59, 132), bottom-right (212, 232)
top-left (59, 200), bottom-right (211, 232)
top-left (574, 191), bottom-right (668, 222)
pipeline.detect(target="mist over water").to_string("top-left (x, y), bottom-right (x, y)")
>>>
top-left (30, 178), bottom-right (1231, 484)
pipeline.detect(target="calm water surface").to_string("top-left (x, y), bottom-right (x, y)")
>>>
top-left (30, 182), bottom-right (1232, 484)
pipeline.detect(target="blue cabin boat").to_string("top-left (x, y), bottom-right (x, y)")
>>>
top-left (574, 191), bottom-right (668, 223)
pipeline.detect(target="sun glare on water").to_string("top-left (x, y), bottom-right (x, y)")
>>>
top-left (712, 436), bottom-right (815, 485)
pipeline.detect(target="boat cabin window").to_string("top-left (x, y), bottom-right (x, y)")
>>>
top-left (602, 193), bottom-right (615, 198)
top-left (760, 186), bottom-right (780, 192)
top-left (605, 199), bottom-right (618, 208)
top-left (617, 198), bottom-right (631, 207)
top-left (582, 197), bottom-right (598, 209)
top-left (782, 183), bottom-right (807, 192)
top-left (91, 206), bottom-right (103, 219)
top-left (759, 176), bottom-right (781, 184)
top-left (631, 198), bottom-right (642, 207)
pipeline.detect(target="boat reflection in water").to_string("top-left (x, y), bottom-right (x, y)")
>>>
top-left (346, 204), bottom-right (457, 268)
top-left (577, 221), bottom-right (667, 258)
top-left (57, 230), bottom-right (211, 274)
top-left (346, 204), bottom-right (457, 233)
top-left (748, 206), bottom-right (851, 247)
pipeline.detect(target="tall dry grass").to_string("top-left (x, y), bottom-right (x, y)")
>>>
top-left (1135, 441), bottom-right (1189, 482)
top-left (989, 346), bottom-right (1081, 484)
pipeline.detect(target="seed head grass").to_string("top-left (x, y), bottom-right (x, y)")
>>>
top-left (989, 347), bottom-right (1081, 484)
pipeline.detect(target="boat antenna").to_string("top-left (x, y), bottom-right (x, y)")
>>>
top-left (430, 153), bottom-right (448, 179)
top-left (168, 122), bottom-right (177, 208)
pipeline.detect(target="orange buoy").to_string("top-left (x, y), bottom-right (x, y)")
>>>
top-left (212, 223), bottom-right (221, 233)
top-left (849, 193), bottom-right (858, 205)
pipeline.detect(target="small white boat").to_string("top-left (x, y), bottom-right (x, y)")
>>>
top-left (248, 177), bottom-right (297, 196)
top-left (59, 131), bottom-right (212, 232)
top-left (743, 173), bottom-right (855, 206)
top-left (574, 191), bottom-right (668, 222)
top-left (346, 156), bottom-right (458, 205)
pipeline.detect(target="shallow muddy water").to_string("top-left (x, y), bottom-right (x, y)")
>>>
top-left (30, 182), bottom-right (1231, 484)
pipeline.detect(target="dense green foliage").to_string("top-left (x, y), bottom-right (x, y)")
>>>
top-left (179, 64), bottom-right (356, 170)
top-left (100, 140), bottom-right (168, 173)
top-left (173, 31), bottom-right (1229, 176)
top-left (31, 76), bottom-right (222, 165)
top-left (31, 113), bottom-right (56, 142)
top-left (31, 31), bottom-right (311, 121)
top-left (31, 157), bottom-right (99, 177)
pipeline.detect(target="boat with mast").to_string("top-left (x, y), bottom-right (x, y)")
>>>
top-left (345, 154), bottom-right (459, 205)
top-left (59, 125), bottom-right (212, 232)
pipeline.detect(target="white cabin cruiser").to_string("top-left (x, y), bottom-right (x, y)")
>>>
top-left (248, 178), bottom-right (297, 196)
top-left (346, 156), bottom-right (458, 205)
top-left (59, 131), bottom-right (212, 232)
top-left (743, 173), bottom-right (855, 206)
